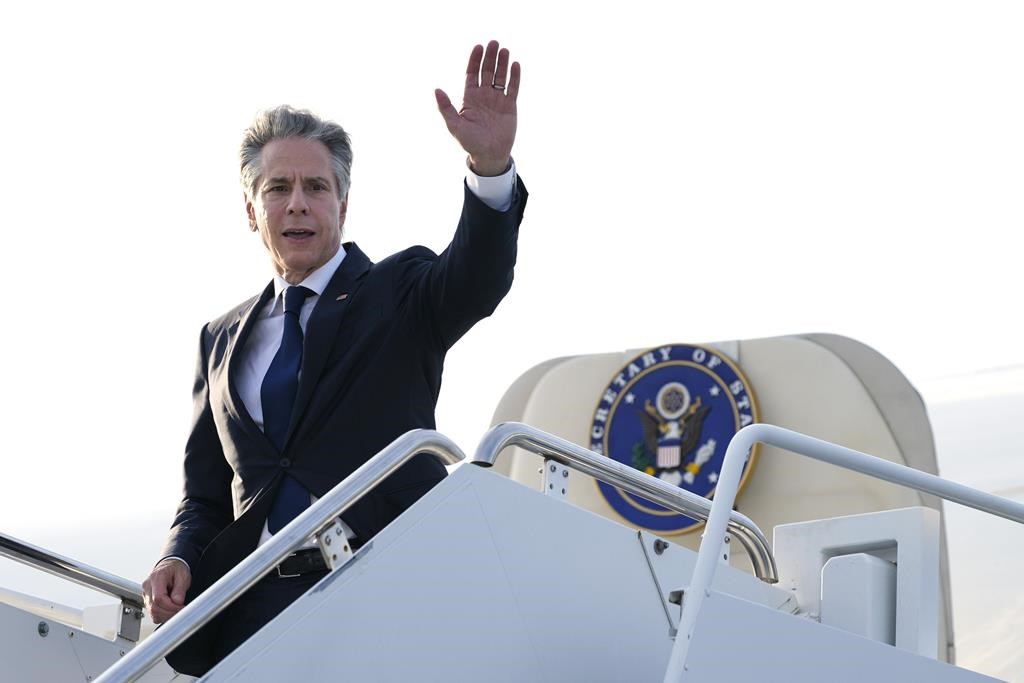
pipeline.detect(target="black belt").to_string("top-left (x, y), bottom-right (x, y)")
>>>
top-left (275, 548), bottom-right (329, 579)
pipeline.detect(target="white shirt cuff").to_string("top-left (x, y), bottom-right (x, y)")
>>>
top-left (465, 158), bottom-right (516, 212)
top-left (159, 556), bottom-right (191, 572)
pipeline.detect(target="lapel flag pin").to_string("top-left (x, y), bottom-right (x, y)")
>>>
top-left (336, 293), bottom-right (348, 301)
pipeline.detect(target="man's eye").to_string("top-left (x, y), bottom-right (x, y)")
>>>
top-left (311, 183), bottom-right (327, 191)
top-left (267, 185), bottom-right (287, 193)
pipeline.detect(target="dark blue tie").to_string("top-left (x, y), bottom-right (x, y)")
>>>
top-left (264, 285), bottom-right (314, 533)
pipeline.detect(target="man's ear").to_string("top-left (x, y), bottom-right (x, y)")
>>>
top-left (245, 194), bottom-right (258, 232)
top-left (339, 192), bottom-right (349, 225)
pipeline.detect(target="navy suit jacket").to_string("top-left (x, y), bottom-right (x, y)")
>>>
top-left (162, 178), bottom-right (527, 674)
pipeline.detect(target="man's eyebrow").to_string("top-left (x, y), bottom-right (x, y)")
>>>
top-left (263, 176), bottom-right (292, 186)
top-left (261, 175), bottom-right (333, 189)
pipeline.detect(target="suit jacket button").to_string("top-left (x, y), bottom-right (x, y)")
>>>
top-left (280, 458), bottom-right (291, 468)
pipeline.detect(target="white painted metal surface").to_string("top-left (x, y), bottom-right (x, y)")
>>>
top-left (0, 601), bottom-right (181, 683)
top-left (315, 517), bottom-right (354, 571)
top-left (203, 464), bottom-right (793, 682)
top-left (0, 586), bottom-right (85, 630)
top-left (665, 423), bottom-right (1024, 683)
top-left (542, 458), bottom-right (571, 499)
top-left (195, 461), bottom-right (999, 683)
top-left (776, 507), bottom-right (939, 656)
top-left (821, 553), bottom-right (897, 644)
top-left (681, 591), bottom-right (1000, 683)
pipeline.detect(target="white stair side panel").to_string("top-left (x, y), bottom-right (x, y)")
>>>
top-left (205, 468), bottom-right (548, 683)
top-left (204, 465), bottom-right (790, 683)
top-left (683, 590), bottom-right (1001, 683)
top-left (0, 601), bottom-right (183, 683)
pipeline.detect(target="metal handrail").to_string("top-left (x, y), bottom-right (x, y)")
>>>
top-left (663, 423), bottom-right (1024, 683)
top-left (472, 422), bottom-right (778, 584)
top-left (0, 531), bottom-right (144, 608)
top-left (95, 429), bottom-right (465, 683)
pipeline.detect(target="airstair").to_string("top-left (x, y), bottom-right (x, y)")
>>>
top-left (3, 423), bottom-right (1021, 682)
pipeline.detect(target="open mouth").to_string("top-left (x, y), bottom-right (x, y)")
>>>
top-left (283, 229), bottom-right (315, 240)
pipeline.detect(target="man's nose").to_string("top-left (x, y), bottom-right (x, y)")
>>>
top-left (286, 187), bottom-right (310, 214)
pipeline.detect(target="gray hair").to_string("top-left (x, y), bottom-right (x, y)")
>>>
top-left (239, 105), bottom-right (353, 199)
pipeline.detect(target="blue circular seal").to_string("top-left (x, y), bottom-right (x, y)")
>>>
top-left (589, 344), bottom-right (760, 535)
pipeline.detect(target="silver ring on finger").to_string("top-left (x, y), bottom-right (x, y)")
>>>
top-left (492, 83), bottom-right (505, 90)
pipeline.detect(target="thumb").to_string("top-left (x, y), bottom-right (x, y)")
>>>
top-left (434, 89), bottom-right (459, 133)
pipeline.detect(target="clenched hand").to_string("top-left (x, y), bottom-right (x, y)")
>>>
top-left (142, 558), bottom-right (191, 624)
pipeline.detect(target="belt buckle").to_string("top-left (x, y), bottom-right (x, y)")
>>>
top-left (276, 552), bottom-right (301, 579)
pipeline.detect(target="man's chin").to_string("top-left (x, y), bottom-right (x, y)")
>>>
top-left (276, 257), bottom-right (327, 283)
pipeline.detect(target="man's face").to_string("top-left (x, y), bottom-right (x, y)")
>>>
top-left (246, 137), bottom-right (348, 283)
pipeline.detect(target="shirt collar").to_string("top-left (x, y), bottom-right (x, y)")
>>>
top-left (270, 243), bottom-right (347, 308)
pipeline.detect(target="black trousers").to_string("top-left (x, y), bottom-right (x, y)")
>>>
top-left (212, 569), bottom-right (329, 665)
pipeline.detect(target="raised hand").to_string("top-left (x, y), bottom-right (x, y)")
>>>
top-left (435, 40), bottom-right (520, 176)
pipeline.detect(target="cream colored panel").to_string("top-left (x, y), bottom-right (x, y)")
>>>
top-left (737, 336), bottom-right (923, 541)
top-left (487, 355), bottom-right (576, 476)
top-left (492, 336), bottom-right (926, 559)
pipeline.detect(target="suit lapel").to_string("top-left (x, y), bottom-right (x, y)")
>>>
top-left (285, 243), bottom-right (371, 446)
top-left (225, 281), bottom-right (276, 445)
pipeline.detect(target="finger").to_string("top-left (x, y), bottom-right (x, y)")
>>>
top-left (480, 40), bottom-right (499, 87)
top-left (152, 602), bottom-right (182, 624)
top-left (507, 61), bottom-right (522, 101)
top-left (464, 44), bottom-right (484, 89)
top-left (153, 593), bottom-right (180, 614)
top-left (144, 573), bottom-right (167, 602)
top-left (170, 576), bottom-right (188, 605)
top-left (494, 48), bottom-right (510, 87)
top-left (434, 89), bottom-right (459, 133)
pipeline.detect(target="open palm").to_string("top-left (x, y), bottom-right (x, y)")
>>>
top-left (436, 40), bottom-right (520, 177)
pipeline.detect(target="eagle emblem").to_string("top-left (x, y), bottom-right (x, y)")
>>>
top-left (589, 344), bottom-right (759, 535)
top-left (636, 384), bottom-right (714, 487)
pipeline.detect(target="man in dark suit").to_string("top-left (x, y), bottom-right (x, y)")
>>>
top-left (141, 40), bottom-right (527, 676)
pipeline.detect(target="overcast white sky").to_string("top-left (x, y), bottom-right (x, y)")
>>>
top-left (0, 0), bottom-right (1021, 678)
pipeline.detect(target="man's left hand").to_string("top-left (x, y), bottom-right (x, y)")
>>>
top-left (435, 40), bottom-right (520, 176)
